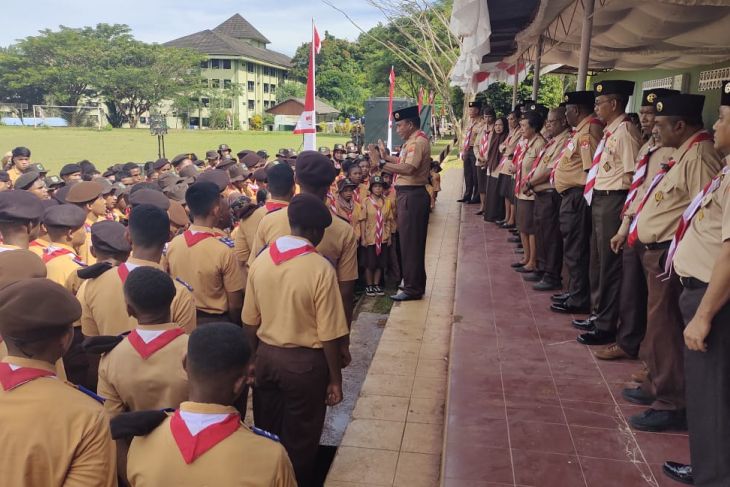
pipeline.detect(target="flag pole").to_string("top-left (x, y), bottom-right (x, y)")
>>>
top-left (387, 66), bottom-right (395, 151)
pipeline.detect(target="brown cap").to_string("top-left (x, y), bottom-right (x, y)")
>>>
top-left (295, 151), bottom-right (337, 188)
top-left (153, 158), bottom-right (170, 171)
top-left (178, 165), bottom-right (199, 180)
top-left (216, 158), bottom-right (237, 170)
top-left (168, 200), bottom-right (190, 228)
top-left (288, 193), bottom-right (332, 230)
top-left (42, 204), bottom-right (87, 228)
top-left (0, 190), bottom-right (44, 222)
top-left (158, 173), bottom-right (185, 190)
top-left (219, 144), bottom-right (231, 152)
top-left (171, 153), bottom-right (192, 166)
top-left (65, 181), bottom-right (103, 204)
top-left (91, 220), bottom-right (131, 254)
top-left (252, 168), bottom-right (268, 182)
top-left (0, 278), bottom-right (81, 336)
top-left (15, 171), bottom-right (43, 191)
top-left (128, 189), bottom-right (170, 210)
top-left (229, 164), bottom-right (249, 182)
top-left (196, 169), bottom-right (230, 192)
top-left (337, 177), bottom-right (358, 192)
top-left (163, 180), bottom-right (189, 203)
top-left (241, 152), bottom-right (263, 168)
top-left (205, 150), bottom-right (219, 160)
top-left (0, 250), bottom-right (46, 290)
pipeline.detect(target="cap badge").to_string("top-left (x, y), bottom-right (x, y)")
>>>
top-left (725, 83), bottom-right (730, 94)
top-left (394, 113), bottom-right (400, 120)
top-left (655, 191), bottom-right (664, 202)
top-left (647, 93), bottom-right (656, 103)
top-left (656, 101), bottom-right (664, 112)
top-left (596, 84), bottom-right (603, 93)
top-left (564, 95), bottom-right (569, 102)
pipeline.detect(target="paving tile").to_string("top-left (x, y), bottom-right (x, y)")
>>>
top-left (411, 375), bottom-right (447, 399)
top-left (418, 341), bottom-right (450, 360)
top-left (352, 395), bottom-right (410, 422)
top-left (511, 449), bottom-right (585, 487)
top-left (633, 432), bottom-right (690, 464)
top-left (415, 358), bottom-right (448, 379)
top-left (443, 445), bottom-right (513, 483)
top-left (368, 355), bottom-right (418, 377)
top-left (580, 456), bottom-right (657, 486)
top-left (393, 452), bottom-right (441, 487)
top-left (407, 396), bottom-right (445, 424)
top-left (570, 425), bottom-right (643, 462)
top-left (401, 422), bottom-right (443, 455)
top-left (360, 373), bottom-right (415, 398)
top-left (504, 395), bottom-right (566, 425)
top-left (340, 419), bottom-right (406, 451)
top-left (445, 418), bottom-right (510, 449)
top-left (327, 446), bottom-right (398, 485)
top-left (508, 419), bottom-right (576, 455)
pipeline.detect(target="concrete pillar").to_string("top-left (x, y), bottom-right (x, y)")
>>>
top-left (577, 0), bottom-right (595, 90)
top-left (532, 36), bottom-right (543, 100)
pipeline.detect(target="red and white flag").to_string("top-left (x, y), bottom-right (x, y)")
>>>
top-left (293, 22), bottom-right (322, 150)
top-left (417, 87), bottom-right (424, 114)
top-left (387, 66), bottom-right (395, 151)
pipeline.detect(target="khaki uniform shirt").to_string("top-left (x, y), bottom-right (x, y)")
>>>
top-left (532, 129), bottom-right (571, 193)
top-left (464, 119), bottom-right (483, 148)
top-left (7, 166), bottom-right (22, 184)
top-left (233, 204), bottom-right (278, 265)
top-left (243, 237), bottom-right (350, 348)
top-left (127, 401), bottom-right (296, 487)
top-left (595, 115), bottom-right (642, 190)
top-left (78, 257), bottom-right (196, 336)
top-left (516, 135), bottom-right (547, 201)
top-left (97, 323), bottom-right (188, 417)
top-left (674, 157), bottom-right (730, 282)
top-left (0, 356), bottom-right (116, 487)
top-left (167, 225), bottom-right (244, 315)
top-left (361, 196), bottom-right (395, 246)
top-left (497, 130), bottom-right (522, 176)
top-left (473, 123), bottom-right (492, 163)
top-left (335, 199), bottom-right (364, 240)
top-left (77, 216), bottom-right (97, 266)
top-left (29, 237), bottom-right (50, 257)
top-left (395, 130), bottom-right (431, 186)
top-left (637, 132), bottom-right (723, 244)
top-left (554, 116), bottom-right (603, 193)
top-left (44, 242), bottom-right (85, 293)
top-left (0, 341), bottom-right (67, 380)
top-left (249, 208), bottom-right (358, 282)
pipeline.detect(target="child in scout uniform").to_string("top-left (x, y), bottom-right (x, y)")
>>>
top-left (4, 146), bottom-right (31, 184)
top-left (41, 204), bottom-right (88, 290)
top-left (430, 160), bottom-right (442, 209)
top-left (167, 182), bottom-right (244, 324)
top-left (360, 175), bottom-right (395, 296)
top-left (0, 190), bottom-right (44, 250)
top-left (243, 193), bottom-right (349, 487)
top-left (118, 323), bottom-right (296, 487)
top-left (0, 278), bottom-right (116, 487)
top-left (335, 177), bottom-right (363, 238)
top-left (64, 180), bottom-right (108, 265)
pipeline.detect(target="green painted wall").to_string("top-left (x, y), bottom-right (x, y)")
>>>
top-left (593, 60), bottom-right (729, 128)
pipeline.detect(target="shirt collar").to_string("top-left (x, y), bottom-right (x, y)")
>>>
top-left (179, 401), bottom-right (239, 416)
top-left (605, 113), bottom-right (627, 133)
top-left (136, 322), bottom-right (178, 331)
top-left (127, 256), bottom-right (163, 270)
top-left (1, 356), bottom-right (56, 373)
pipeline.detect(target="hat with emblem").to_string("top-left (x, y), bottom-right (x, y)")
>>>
top-left (369, 174), bottom-right (390, 190)
top-left (0, 250), bottom-right (46, 290)
top-left (654, 94), bottom-right (705, 119)
top-left (128, 188), bottom-right (170, 210)
top-left (641, 88), bottom-right (680, 107)
top-left (229, 164), bottom-right (250, 183)
top-left (30, 163), bottom-right (47, 174)
top-left (337, 177), bottom-right (358, 192)
top-left (295, 151), bottom-right (337, 188)
top-left (196, 169), bottom-right (230, 192)
top-left (44, 175), bottom-right (64, 189)
top-left (15, 171), bottom-right (43, 191)
top-left (721, 80), bottom-right (730, 107)
top-left (288, 193), bottom-right (332, 230)
top-left (91, 220), bottom-right (131, 254)
top-left (319, 146), bottom-right (331, 156)
top-left (65, 181), bottom-right (104, 204)
top-left (276, 148), bottom-right (290, 158)
top-left (594, 80), bottom-right (634, 97)
top-left (333, 144), bottom-right (346, 152)
top-left (0, 190), bottom-right (44, 222)
top-left (42, 204), bottom-right (87, 228)
top-left (526, 103), bottom-right (549, 118)
top-left (392, 106), bottom-right (420, 121)
top-left (241, 152), bottom-right (264, 169)
top-left (0, 278), bottom-right (82, 336)
top-left (468, 101), bottom-right (483, 108)
top-left (60, 163), bottom-right (82, 177)
top-left (218, 144), bottom-right (231, 152)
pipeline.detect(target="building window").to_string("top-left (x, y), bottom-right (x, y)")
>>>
top-left (248, 63), bottom-right (255, 73)
top-left (263, 83), bottom-right (269, 93)
top-left (211, 59), bottom-right (220, 69)
top-left (248, 81), bottom-right (255, 91)
top-left (270, 84), bottom-right (276, 93)
top-left (223, 79), bottom-right (232, 89)
top-left (202, 118), bottom-right (210, 128)
top-left (224, 98), bottom-right (233, 109)
top-left (211, 79), bottom-right (220, 89)
top-left (248, 100), bottom-right (255, 110)
top-left (201, 97), bottom-right (210, 107)
top-left (200, 78), bottom-right (209, 87)
top-left (222, 59), bottom-right (231, 69)
top-left (698, 67), bottom-right (730, 91)
top-left (200, 60), bottom-right (209, 69)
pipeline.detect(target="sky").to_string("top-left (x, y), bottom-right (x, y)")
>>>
top-left (0, 0), bottom-right (385, 56)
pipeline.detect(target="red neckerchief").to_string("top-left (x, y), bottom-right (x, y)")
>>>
top-left (29, 240), bottom-right (44, 248)
top-left (265, 201), bottom-right (288, 213)
top-left (369, 196), bottom-right (385, 255)
top-left (584, 115), bottom-right (630, 205)
top-left (0, 362), bottom-right (55, 391)
top-left (117, 262), bottom-right (142, 283)
top-left (269, 237), bottom-right (317, 265)
top-left (183, 229), bottom-right (222, 247)
top-left (42, 245), bottom-right (75, 264)
top-left (623, 144), bottom-right (659, 217)
top-left (127, 328), bottom-right (185, 360)
top-left (170, 410), bottom-right (240, 464)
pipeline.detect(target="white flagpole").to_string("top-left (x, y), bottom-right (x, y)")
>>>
top-left (303, 19), bottom-right (316, 151)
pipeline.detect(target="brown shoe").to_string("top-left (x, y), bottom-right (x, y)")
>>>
top-left (631, 366), bottom-right (649, 383)
top-left (593, 343), bottom-right (631, 360)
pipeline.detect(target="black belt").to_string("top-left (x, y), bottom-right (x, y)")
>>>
top-left (593, 189), bottom-right (628, 196)
top-left (680, 276), bottom-right (708, 289)
top-left (559, 187), bottom-right (585, 196)
top-left (536, 189), bottom-right (557, 195)
top-left (641, 241), bottom-right (671, 251)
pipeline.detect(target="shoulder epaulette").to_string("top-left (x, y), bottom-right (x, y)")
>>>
top-left (218, 236), bottom-right (235, 248)
top-left (256, 244), bottom-right (269, 258)
top-left (77, 261), bottom-right (113, 280)
top-left (175, 277), bottom-right (193, 292)
top-left (71, 383), bottom-right (106, 404)
top-left (251, 425), bottom-right (280, 442)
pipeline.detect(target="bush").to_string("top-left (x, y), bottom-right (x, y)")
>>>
top-left (249, 114), bottom-right (263, 131)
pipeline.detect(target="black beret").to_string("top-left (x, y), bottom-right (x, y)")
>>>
top-left (337, 177), bottom-right (358, 192)
top-left (216, 158), bottom-right (237, 170)
top-left (563, 91), bottom-right (595, 107)
top-left (641, 88), bottom-right (680, 107)
top-left (196, 169), bottom-right (230, 192)
top-left (65, 181), bottom-right (103, 204)
top-left (41, 199), bottom-right (59, 210)
top-left (205, 150), bottom-right (219, 160)
top-left (229, 164), bottom-right (249, 183)
top-left (91, 220), bottom-right (131, 253)
top-left (53, 184), bottom-right (72, 204)
top-left (655, 94), bottom-right (705, 118)
top-left (153, 158), bottom-right (170, 171)
top-left (0, 190), bottom-right (44, 222)
top-left (288, 193), bottom-right (332, 230)
top-left (721, 80), bottom-right (730, 107)
top-left (60, 163), bottom-right (82, 177)
top-left (369, 174), bottom-right (390, 190)
top-left (170, 153), bottom-right (192, 166)
top-left (468, 101), bottom-right (482, 108)
top-left (392, 105), bottom-right (419, 121)
top-left (128, 188), bottom-right (170, 210)
top-left (30, 163), bottom-right (47, 174)
top-left (295, 151), bottom-right (337, 188)
top-left (15, 171), bottom-right (42, 191)
top-left (0, 171), bottom-right (9, 183)
top-left (594, 80), bottom-right (634, 97)
top-left (0, 278), bottom-right (81, 336)
top-left (237, 149), bottom-right (254, 160)
top-left (12, 147), bottom-right (30, 158)
top-left (178, 165), bottom-right (199, 180)
top-left (44, 175), bottom-right (64, 188)
top-left (43, 204), bottom-right (86, 228)
top-left (526, 103), bottom-right (549, 117)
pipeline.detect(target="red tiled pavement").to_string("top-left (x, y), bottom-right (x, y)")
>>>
top-left (442, 207), bottom-right (689, 486)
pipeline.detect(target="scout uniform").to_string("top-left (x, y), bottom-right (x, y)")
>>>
top-left (514, 133), bottom-right (547, 238)
top-left (65, 181), bottom-right (107, 266)
top-left (0, 279), bottom-right (116, 487)
top-left (126, 401), bottom-right (296, 487)
top-left (460, 101), bottom-right (485, 202)
top-left (41, 204), bottom-right (88, 291)
top-left (334, 178), bottom-right (363, 239)
top-left (360, 176), bottom-right (395, 269)
top-left (628, 94), bottom-right (723, 426)
top-left (0, 190), bottom-right (44, 251)
top-left (166, 224), bottom-right (244, 321)
top-left (233, 199), bottom-right (287, 266)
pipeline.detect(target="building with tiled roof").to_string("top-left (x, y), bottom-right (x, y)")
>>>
top-left (164, 14), bottom-right (292, 129)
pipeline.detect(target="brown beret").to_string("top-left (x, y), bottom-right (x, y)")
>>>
top-left (295, 151), bottom-right (337, 188)
top-left (288, 193), bottom-right (332, 230)
top-left (196, 169), bottom-right (230, 192)
top-left (91, 220), bottom-right (131, 254)
top-left (252, 168), bottom-right (268, 183)
top-left (162, 181), bottom-right (189, 203)
top-left (65, 181), bottom-right (103, 204)
top-left (168, 200), bottom-right (190, 228)
top-left (15, 171), bottom-right (43, 191)
top-left (153, 158), bottom-right (171, 170)
top-left (241, 152), bottom-right (263, 168)
top-left (178, 165), bottom-right (199, 180)
top-left (42, 204), bottom-right (87, 228)
top-left (0, 278), bottom-right (81, 336)
top-left (158, 173), bottom-right (185, 189)
top-left (229, 164), bottom-right (250, 182)
top-left (96, 178), bottom-right (115, 195)
top-left (216, 158), bottom-right (236, 170)
top-left (205, 150), bottom-right (219, 160)
top-left (128, 189), bottom-right (171, 210)
top-left (0, 190), bottom-right (44, 222)
top-left (52, 184), bottom-right (73, 204)
top-left (0, 250), bottom-right (46, 290)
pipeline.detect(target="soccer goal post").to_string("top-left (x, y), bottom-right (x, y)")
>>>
top-left (32, 105), bottom-right (104, 130)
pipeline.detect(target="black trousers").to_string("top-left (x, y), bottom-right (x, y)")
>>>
top-left (617, 245), bottom-right (647, 357)
top-left (681, 286), bottom-right (730, 487)
top-left (484, 175), bottom-right (505, 222)
top-left (462, 150), bottom-right (477, 201)
top-left (534, 190), bottom-right (563, 282)
top-left (558, 188), bottom-right (592, 308)
top-left (396, 186), bottom-right (430, 296)
top-left (590, 192), bottom-right (626, 333)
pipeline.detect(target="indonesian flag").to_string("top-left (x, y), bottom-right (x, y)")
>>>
top-left (387, 66), bottom-right (395, 151)
top-left (293, 22), bottom-right (321, 150)
top-left (428, 90), bottom-right (435, 106)
top-left (417, 87), bottom-right (424, 114)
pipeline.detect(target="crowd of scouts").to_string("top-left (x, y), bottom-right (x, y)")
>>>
top-left (460, 80), bottom-right (730, 486)
top-left (0, 104), bottom-right (437, 487)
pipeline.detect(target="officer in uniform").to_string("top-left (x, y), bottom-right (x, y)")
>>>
top-left (65, 181), bottom-right (107, 265)
top-left (624, 93), bottom-right (723, 432)
top-left (458, 101), bottom-right (485, 203)
top-left (0, 278), bottom-right (116, 487)
top-left (577, 80), bottom-right (642, 346)
top-left (550, 91), bottom-right (604, 314)
top-left (593, 89), bottom-right (677, 362)
top-left (663, 80), bottom-right (730, 487)
top-left (243, 194), bottom-right (349, 487)
top-left (0, 190), bottom-right (44, 250)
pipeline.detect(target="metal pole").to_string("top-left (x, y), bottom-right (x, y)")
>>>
top-left (512, 67), bottom-right (519, 110)
top-left (532, 36), bottom-right (543, 100)
top-left (577, 0), bottom-right (595, 90)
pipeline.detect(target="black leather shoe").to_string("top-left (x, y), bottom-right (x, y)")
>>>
top-left (533, 280), bottom-right (562, 291)
top-left (467, 199), bottom-right (480, 204)
top-left (522, 272), bottom-right (543, 282)
top-left (622, 387), bottom-right (655, 406)
top-left (662, 461), bottom-right (693, 485)
top-left (390, 291), bottom-right (422, 302)
top-left (550, 303), bottom-right (591, 314)
top-left (510, 262), bottom-right (526, 268)
top-left (508, 236), bottom-right (521, 243)
top-left (629, 408), bottom-right (687, 432)
top-left (457, 198), bottom-right (466, 202)
top-left (572, 315), bottom-right (597, 331)
top-left (551, 292), bottom-right (570, 303)
top-left (514, 266), bottom-right (535, 274)
top-left (576, 329), bottom-right (615, 346)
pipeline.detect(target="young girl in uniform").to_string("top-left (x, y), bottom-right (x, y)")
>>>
top-left (360, 175), bottom-right (395, 296)
top-left (335, 178), bottom-right (363, 240)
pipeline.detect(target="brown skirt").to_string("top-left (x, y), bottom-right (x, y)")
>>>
top-left (515, 199), bottom-right (535, 234)
top-left (476, 166), bottom-right (489, 194)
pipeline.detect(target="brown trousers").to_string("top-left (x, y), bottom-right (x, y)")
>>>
top-left (534, 190), bottom-right (563, 282)
top-left (253, 343), bottom-right (328, 487)
top-left (558, 188), bottom-right (592, 308)
top-left (681, 285), bottom-right (730, 487)
top-left (616, 245), bottom-right (647, 357)
top-left (639, 248), bottom-right (685, 410)
top-left (396, 186), bottom-right (430, 297)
